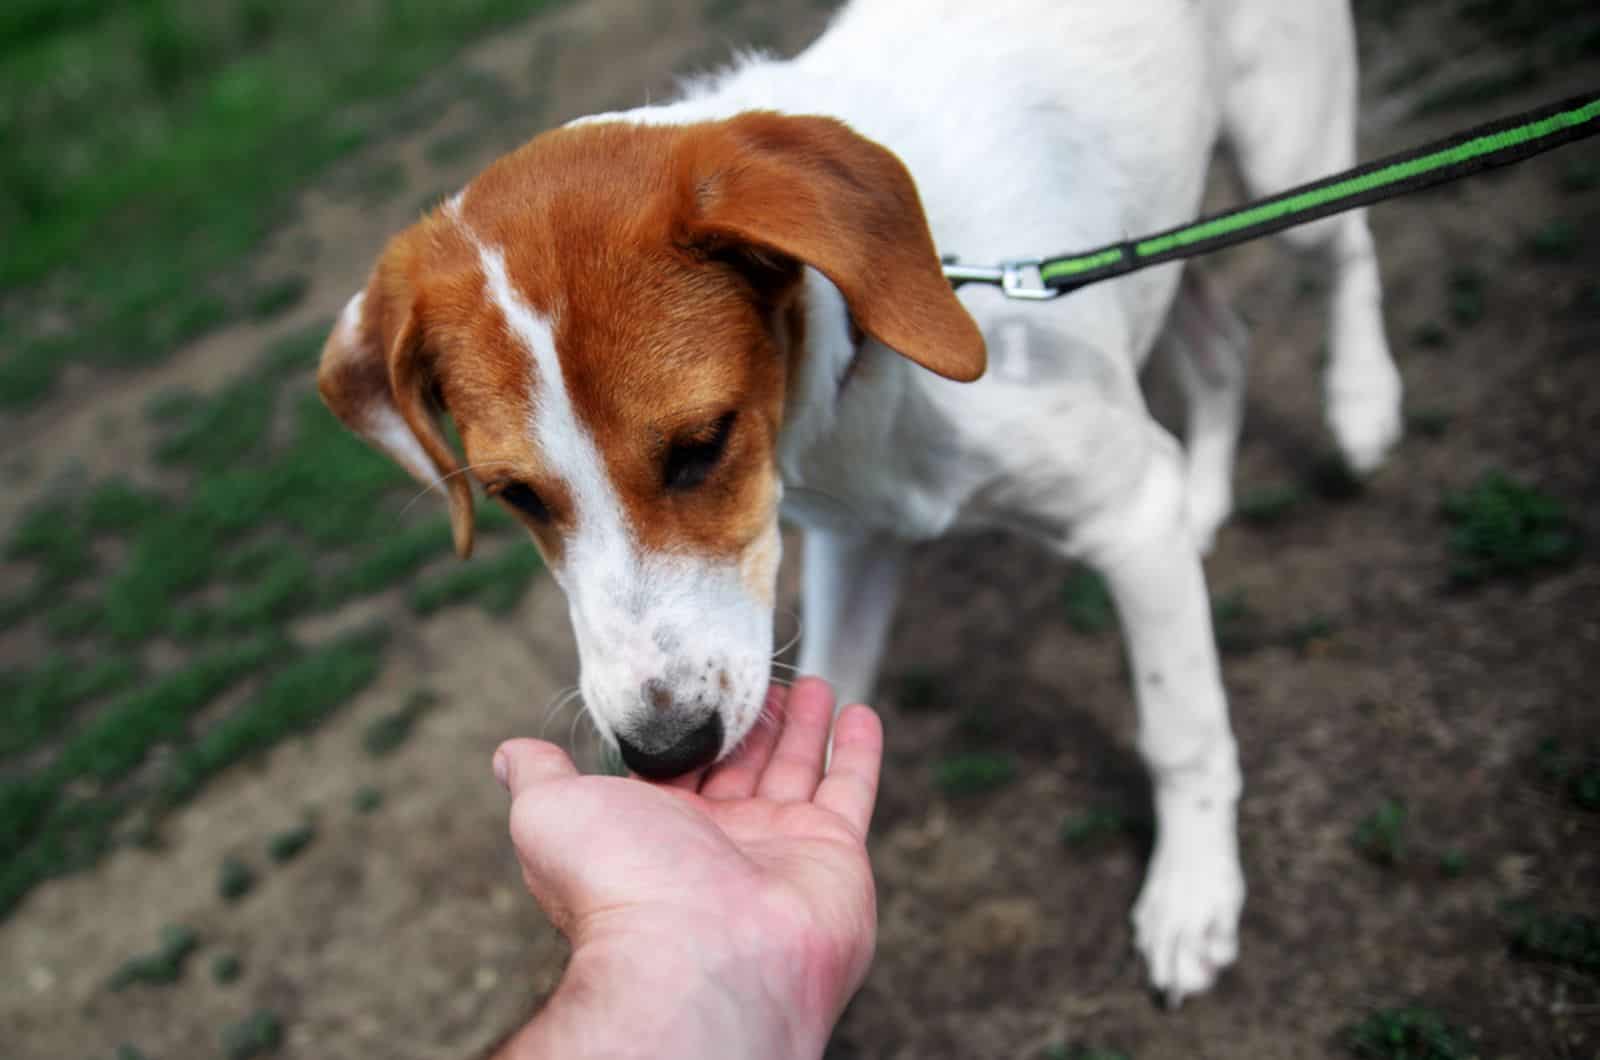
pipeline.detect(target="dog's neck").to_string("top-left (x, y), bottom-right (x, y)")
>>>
top-left (775, 269), bottom-right (964, 539)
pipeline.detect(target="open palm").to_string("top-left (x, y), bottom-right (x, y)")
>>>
top-left (496, 679), bottom-right (883, 1041)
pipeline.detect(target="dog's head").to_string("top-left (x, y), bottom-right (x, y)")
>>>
top-left (318, 112), bottom-right (983, 777)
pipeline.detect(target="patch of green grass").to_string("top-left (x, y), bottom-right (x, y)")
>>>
top-left (1059, 807), bottom-right (1143, 848)
top-left (1061, 568), bottom-right (1115, 634)
top-left (934, 752), bottom-right (1018, 798)
top-left (1237, 484), bottom-right (1304, 526)
top-left (1508, 910), bottom-right (1600, 974)
top-left (218, 855), bottom-right (256, 902)
top-left (144, 385), bottom-right (203, 424)
top-left (53, 639), bottom-right (281, 787)
top-left (162, 628), bottom-right (388, 803)
top-left (86, 480), bottom-right (166, 534)
top-left (43, 596), bottom-right (102, 639)
top-left (256, 318), bottom-right (332, 380)
top-left (0, 0), bottom-right (569, 411)
top-left (154, 374), bottom-right (277, 473)
top-left (1442, 471), bottom-right (1579, 585)
top-left (363, 689), bottom-right (437, 757)
top-left (247, 274), bottom-right (310, 320)
top-left (352, 785), bottom-right (384, 813)
top-left (1526, 219), bottom-right (1579, 261)
top-left (1438, 849), bottom-right (1467, 879)
top-left (223, 1007), bottom-right (284, 1060)
top-left (1354, 799), bottom-right (1407, 867)
top-left (267, 821), bottom-right (317, 864)
top-left (0, 654), bottom-right (142, 760)
top-left (1343, 1005), bottom-right (1474, 1060)
top-left (7, 498), bottom-right (94, 588)
top-left (411, 542), bottom-right (543, 616)
top-left (212, 951), bottom-right (243, 985)
top-left (322, 516), bottom-right (455, 605)
top-left (116, 1045), bottom-right (152, 1060)
top-left (0, 316), bottom-right (547, 916)
top-left (108, 924), bottom-right (199, 991)
top-left (1044, 1048), bottom-right (1130, 1060)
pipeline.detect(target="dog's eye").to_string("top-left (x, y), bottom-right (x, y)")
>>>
top-left (664, 412), bottom-right (736, 492)
top-left (498, 482), bottom-right (551, 523)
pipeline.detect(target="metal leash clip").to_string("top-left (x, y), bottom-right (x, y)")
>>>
top-left (941, 257), bottom-right (1063, 301)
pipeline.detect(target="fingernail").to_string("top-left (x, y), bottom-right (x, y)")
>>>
top-left (492, 750), bottom-right (509, 790)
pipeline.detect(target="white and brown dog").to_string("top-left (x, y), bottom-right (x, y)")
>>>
top-left (319, 0), bottom-right (1402, 1003)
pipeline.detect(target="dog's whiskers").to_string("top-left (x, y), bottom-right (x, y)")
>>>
top-left (772, 606), bottom-right (804, 660)
top-left (540, 686), bottom-right (584, 739)
top-left (398, 460), bottom-right (520, 517)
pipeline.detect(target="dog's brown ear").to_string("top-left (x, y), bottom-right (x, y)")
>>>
top-left (677, 112), bottom-right (986, 382)
top-left (318, 284), bottom-right (476, 558)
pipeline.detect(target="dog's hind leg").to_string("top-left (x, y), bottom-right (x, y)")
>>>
top-left (1165, 267), bottom-right (1250, 554)
top-left (1216, 0), bottom-right (1402, 472)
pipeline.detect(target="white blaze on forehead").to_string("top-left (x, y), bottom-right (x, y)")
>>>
top-left (477, 244), bottom-right (633, 571)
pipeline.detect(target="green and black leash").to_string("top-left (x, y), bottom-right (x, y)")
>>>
top-left (945, 91), bottom-right (1600, 300)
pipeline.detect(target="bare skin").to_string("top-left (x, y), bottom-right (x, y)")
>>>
top-left (491, 679), bottom-right (883, 1060)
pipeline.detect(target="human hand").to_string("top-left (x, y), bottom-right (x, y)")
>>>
top-left (491, 678), bottom-right (883, 1060)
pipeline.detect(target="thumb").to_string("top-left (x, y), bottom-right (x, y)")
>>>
top-left (493, 738), bottom-right (579, 797)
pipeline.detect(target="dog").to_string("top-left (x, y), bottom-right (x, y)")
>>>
top-left (318, 0), bottom-right (1403, 1003)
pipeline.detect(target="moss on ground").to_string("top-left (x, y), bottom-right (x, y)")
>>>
top-left (0, 319), bottom-right (541, 917)
top-left (933, 752), bottom-right (1018, 798)
top-left (0, 0), bottom-right (568, 410)
top-left (1343, 1005), bottom-right (1475, 1060)
top-left (1442, 471), bottom-right (1579, 585)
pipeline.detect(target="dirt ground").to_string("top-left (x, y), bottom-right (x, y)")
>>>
top-left (3, 0), bottom-right (1598, 1057)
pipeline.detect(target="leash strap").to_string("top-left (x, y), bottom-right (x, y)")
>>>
top-left (946, 91), bottom-right (1600, 300)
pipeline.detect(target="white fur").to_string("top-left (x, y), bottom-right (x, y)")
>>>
top-left (515, 0), bottom-right (1397, 1002)
top-left (335, 292), bottom-right (441, 486)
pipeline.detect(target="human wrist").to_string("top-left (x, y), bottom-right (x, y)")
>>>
top-left (505, 927), bottom-right (834, 1060)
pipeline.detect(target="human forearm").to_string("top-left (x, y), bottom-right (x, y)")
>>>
top-left (495, 938), bottom-right (830, 1060)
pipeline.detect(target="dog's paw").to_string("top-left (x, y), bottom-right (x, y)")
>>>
top-left (1326, 356), bottom-right (1403, 475)
top-left (1132, 840), bottom-right (1244, 1006)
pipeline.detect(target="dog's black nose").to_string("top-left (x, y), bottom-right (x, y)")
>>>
top-left (616, 712), bottom-right (723, 780)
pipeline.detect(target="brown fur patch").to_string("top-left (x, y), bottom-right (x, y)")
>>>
top-left (320, 113), bottom-right (985, 569)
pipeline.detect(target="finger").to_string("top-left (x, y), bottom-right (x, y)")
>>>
top-left (814, 704), bottom-right (884, 838)
top-left (755, 677), bottom-right (836, 802)
top-left (495, 738), bottom-right (579, 798)
top-left (700, 684), bottom-right (789, 800)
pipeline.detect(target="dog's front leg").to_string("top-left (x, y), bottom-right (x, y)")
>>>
top-left (795, 529), bottom-right (908, 711)
top-left (1078, 438), bottom-right (1244, 1006)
